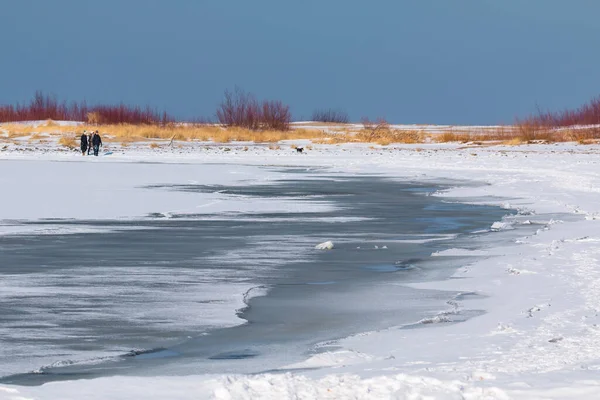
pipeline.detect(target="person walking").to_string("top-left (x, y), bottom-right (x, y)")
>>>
top-left (92, 130), bottom-right (102, 156)
top-left (87, 131), bottom-right (93, 155)
top-left (80, 130), bottom-right (88, 156)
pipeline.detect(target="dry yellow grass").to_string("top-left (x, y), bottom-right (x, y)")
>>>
top-left (87, 112), bottom-right (102, 125)
top-left (2, 123), bottom-right (79, 137)
top-left (2, 124), bottom-right (36, 137)
top-left (355, 124), bottom-right (426, 145)
top-left (0, 122), bottom-right (484, 145)
top-left (435, 127), bottom-right (518, 143)
top-left (58, 124), bottom-right (328, 143)
top-left (312, 136), bottom-right (347, 145)
top-left (28, 133), bottom-right (46, 142)
top-left (58, 135), bottom-right (76, 149)
top-left (502, 137), bottom-right (526, 146)
top-left (436, 132), bottom-right (471, 143)
top-left (5, 120), bottom-right (600, 147)
top-left (561, 128), bottom-right (600, 143)
top-left (429, 125), bottom-right (599, 145)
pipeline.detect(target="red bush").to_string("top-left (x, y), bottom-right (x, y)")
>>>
top-left (0, 91), bottom-right (174, 124)
top-left (521, 96), bottom-right (600, 127)
top-left (261, 100), bottom-right (291, 131)
top-left (216, 87), bottom-right (291, 130)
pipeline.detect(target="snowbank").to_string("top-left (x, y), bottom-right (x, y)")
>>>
top-left (315, 240), bottom-right (335, 250)
top-left (0, 373), bottom-right (512, 400)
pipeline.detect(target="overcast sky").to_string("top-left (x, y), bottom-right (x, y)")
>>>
top-left (1, 0), bottom-right (599, 124)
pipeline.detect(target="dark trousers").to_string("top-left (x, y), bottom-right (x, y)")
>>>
top-left (93, 145), bottom-right (100, 156)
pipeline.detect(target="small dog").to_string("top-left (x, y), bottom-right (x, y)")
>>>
top-left (296, 147), bottom-right (304, 153)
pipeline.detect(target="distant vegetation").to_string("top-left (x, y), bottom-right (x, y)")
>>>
top-left (431, 96), bottom-right (600, 144)
top-left (216, 87), bottom-right (291, 131)
top-left (311, 109), bottom-right (349, 123)
top-left (0, 89), bottom-right (292, 131)
top-left (510, 96), bottom-right (600, 143)
top-left (0, 119), bottom-right (323, 144)
top-left (520, 96), bottom-right (600, 127)
top-left (3, 91), bottom-right (600, 145)
top-left (0, 91), bottom-right (173, 125)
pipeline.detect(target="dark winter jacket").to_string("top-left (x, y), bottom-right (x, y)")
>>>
top-left (92, 134), bottom-right (102, 146)
top-left (80, 134), bottom-right (88, 146)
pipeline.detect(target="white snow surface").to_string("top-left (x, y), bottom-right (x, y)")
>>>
top-left (3, 139), bottom-right (600, 399)
top-left (0, 160), bottom-right (333, 222)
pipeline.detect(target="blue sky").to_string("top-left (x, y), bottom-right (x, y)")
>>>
top-left (1, 0), bottom-right (599, 124)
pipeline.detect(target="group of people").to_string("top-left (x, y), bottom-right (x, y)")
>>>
top-left (80, 130), bottom-right (103, 156)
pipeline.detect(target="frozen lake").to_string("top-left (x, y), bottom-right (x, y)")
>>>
top-left (0, 167), bottom-right (527, 384)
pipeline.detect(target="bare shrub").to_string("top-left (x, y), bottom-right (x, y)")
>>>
top-left (524, 97), bottom-right (600, 127)
top-left (509, 95), bottom-right (600, 144)
top-left (358, 117), bottom-right (391, 141)
top-left (513, 120), bottom-right (554, 142)
top-left (216, 87), bottom-right (259, 130)
top-left (0, 91), bottom-right (174, 124)
top-left (311, 109), bottom-right (349, 123)
top-left (261, 100), bottom-right (291, 131)
top-left (216, 87), bottom-right (291, 131)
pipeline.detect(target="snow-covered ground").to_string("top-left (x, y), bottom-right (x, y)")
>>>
top-left (290, 121), bottom-right (509, 134)
top-left (3, 136), bottom-right (600, 399)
